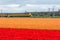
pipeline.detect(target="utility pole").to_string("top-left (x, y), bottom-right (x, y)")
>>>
top-left (48, 8), bottom-right (50, 12)
top-left (0, 9), bottom-right (3, 17)
top-left (48, 8), bottom-right (50, 16)
top-left (52, 6), bottom-right (55, 17)
top-left (0, 9), bottom-right (2, 14)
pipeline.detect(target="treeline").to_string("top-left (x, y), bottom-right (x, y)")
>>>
top-left (30, 11), bottom-right (60, 18)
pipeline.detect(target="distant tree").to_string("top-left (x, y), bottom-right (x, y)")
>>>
top-left (58, 9), bottom-right (60, 13)
top-left (57, 9), bottom-right (60, 16)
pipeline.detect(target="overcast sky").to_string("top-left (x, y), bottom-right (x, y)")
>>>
top-left (0, 0), bottom-right (60, 13)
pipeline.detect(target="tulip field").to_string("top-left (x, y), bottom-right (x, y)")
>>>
top-left (0, 18), bottom-right (60, 40)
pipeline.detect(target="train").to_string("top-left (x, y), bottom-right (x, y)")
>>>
top-left (0, 12), bottom-right (32, 17)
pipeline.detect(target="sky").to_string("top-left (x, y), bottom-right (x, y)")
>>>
top-left (0, 0), bottom-right (60, 13)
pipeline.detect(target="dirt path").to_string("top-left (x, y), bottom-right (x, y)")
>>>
top-left (0, 18), bottom-right (60, 30)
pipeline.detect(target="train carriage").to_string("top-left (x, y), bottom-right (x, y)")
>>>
top-left (0, 12), bottom-right (32, 17)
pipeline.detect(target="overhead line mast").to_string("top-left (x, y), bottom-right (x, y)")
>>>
top-left (1, 9), bottom-right (3, 14)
